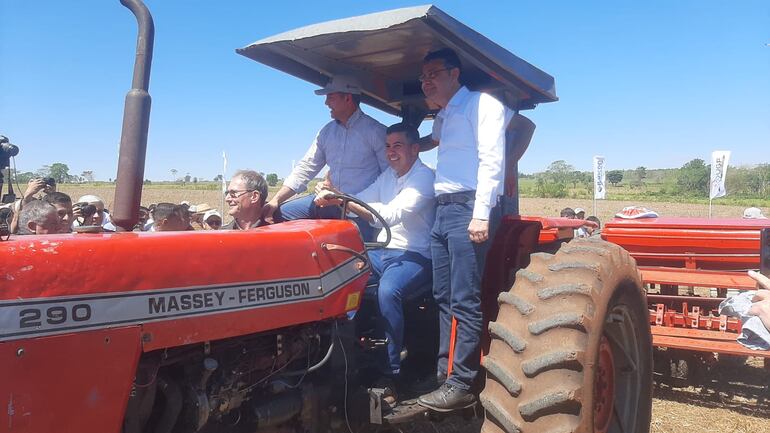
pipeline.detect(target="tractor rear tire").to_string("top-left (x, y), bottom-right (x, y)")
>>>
top-left (480, 238), bottom-right (652, 433)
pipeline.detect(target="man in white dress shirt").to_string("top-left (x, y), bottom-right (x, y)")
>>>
top-left (315, 123), bottom-right (435, 402)
top-left (417, 48), bottom-right (508, 411)
top-left (262, 75), bottom-right (388, 241)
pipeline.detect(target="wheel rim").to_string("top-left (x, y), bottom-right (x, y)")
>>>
top-left (600, 302), bottom-right (645, 433)
top-left (594, 335), bottom-right (615, 433)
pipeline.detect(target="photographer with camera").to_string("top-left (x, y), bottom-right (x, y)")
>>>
top-left (73, 195), bottom-right (116, 231)
top-left (9, 177), bottom-right (57, 234)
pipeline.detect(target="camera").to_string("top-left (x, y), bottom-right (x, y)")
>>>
top-left (41, 177), bottom-right (56, 187)
top-left (0, 136), bottom-right (19, 164)
top-left (1, 136), bottom-right (20, 205)
top-left (0, 136), bottom-right (19, 171)
top-left (0, 207), bottom-right (11, 240)
top-left (75, 202), bottom-right (98, 220)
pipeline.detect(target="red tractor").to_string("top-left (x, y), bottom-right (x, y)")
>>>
top-left (0, 2), bottom-right (653, 433)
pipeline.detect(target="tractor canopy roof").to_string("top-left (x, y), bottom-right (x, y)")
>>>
top-left (237, 5), bottom-right (557, 119)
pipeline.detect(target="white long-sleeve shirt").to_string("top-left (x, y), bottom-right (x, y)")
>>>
top-left (283, 109), bottom-right (388, 195)
top-left (355, 159), bottom-right (435, 259)
top-left (433, 86), bottom-right (508, 220)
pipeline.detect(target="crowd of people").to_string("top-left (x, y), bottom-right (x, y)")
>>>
top-left (559, 206), bottom-right (602, 237)
top-left (0, 177), bottom-right (226, 235)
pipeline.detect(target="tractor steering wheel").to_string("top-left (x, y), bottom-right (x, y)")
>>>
top-left (325, 192), bottom-right (391, 250)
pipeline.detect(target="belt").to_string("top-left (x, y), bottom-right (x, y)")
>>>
top-left (436, 190), bottom-right (476, 205)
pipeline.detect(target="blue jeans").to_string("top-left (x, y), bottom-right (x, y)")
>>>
top-left (367, 249), bottom-right (432, 375)
top-left (431, 199), bottom-right (497, 390)
top-left (278, 194), bottom-right (379, 242)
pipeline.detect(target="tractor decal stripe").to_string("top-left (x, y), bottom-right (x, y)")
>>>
top-left (0, 256), bottom-right (368, 342)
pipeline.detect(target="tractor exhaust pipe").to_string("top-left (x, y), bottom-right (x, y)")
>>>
top-left (113, 0), bottom-right (154, 231)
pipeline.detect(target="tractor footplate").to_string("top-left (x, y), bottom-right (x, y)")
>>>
top-left (382, 398), bottom-right (431, 424)
top-left (368, 388), bottom-right (479, 425)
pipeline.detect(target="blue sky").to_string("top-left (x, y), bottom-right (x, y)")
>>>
top-left (1, 1), bottom-right (768, 181)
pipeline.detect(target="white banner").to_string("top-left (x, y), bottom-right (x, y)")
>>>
top-left (709, 150), bottom-right (731, 199)
top-left (222, 151), bottom-right (228, 192)
top-left (593, 155), bottom-right (606, 200)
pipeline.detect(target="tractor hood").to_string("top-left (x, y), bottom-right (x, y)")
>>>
top-left (237, 5), bottom-right (557, 117)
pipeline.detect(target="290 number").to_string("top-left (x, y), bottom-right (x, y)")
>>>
top-left (19, 304), bottom-right (92, 328)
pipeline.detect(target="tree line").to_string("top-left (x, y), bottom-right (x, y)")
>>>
top-left (11, 163), bottom-right (282, 187)
top-left (521, 159), bottom-right (770, 200)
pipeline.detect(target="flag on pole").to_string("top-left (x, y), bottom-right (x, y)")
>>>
top-left (709, 150), bottom-right (730, 200)
top-left (221, 151), bottom-right (228, 192)
top-left (593, 155), bottom-right (606, 200)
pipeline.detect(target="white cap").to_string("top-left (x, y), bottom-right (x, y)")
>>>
top-left (574, 207), bottom-right (586, 214)
top-left (203, 210), bottom-right (222, 221)
top-left (193, 203), bottom-right (213, 214)
top-left (314, 75), bottom-right (362, 95)
top-left (743, 207), bottom-right (767, 219)
top-left (77, 194), bottom-right (104, 205)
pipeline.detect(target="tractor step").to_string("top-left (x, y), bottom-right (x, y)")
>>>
top-left (368, 388), bottom-right (480, 425)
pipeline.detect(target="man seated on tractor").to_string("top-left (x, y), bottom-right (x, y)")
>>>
top-left (222, 169), bottom-right (269, 230)
top-left (262, 75), bottom-right (388, 241)
top-left (315, 123), bottom-right (435, 406)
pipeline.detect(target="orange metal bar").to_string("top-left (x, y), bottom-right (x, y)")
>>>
top-left (651, 326), bottom-right (739, 342)
top-left (640, 266), bottom-right (757, 290)
top-left (652, 334), bottom-right (770, 357)
top-left (447, 317), bottom-right (457, 377)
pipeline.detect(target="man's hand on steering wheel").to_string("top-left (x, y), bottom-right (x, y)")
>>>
top-left (314, 189), bottom-right (342, 207)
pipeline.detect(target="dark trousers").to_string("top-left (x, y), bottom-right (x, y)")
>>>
top-left (278, 194), bottom-right (378, 242)
top-left (431, 198), bottom-right (497, 390)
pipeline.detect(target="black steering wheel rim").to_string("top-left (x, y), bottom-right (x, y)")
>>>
top-left (328, 192), bottom-right (392, 250)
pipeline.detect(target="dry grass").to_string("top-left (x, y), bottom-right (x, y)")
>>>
top-left (518, 197), bottom-right (751, 223)
top-left (58, 185), bottom-right (232, 213)
top-left (57, 185), bottom-right (751, 224)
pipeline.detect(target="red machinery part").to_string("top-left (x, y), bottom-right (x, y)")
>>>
top-left (604, 217), bottom-right (770, 358)
top-left (0, 327), bottom-right (142, 433)
top-left (603, 217), bottom-right (770, 271)
top-left (593, 336), bottom-right (615, 433)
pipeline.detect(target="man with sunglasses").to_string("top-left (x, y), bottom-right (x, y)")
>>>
top-left (222, 169), bottom-right (269, 230)
top-left (417, 48), bottom-right (509, 412)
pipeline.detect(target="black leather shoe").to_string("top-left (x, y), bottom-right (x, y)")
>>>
top-left (417, 382), bottom-right (476, 412)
